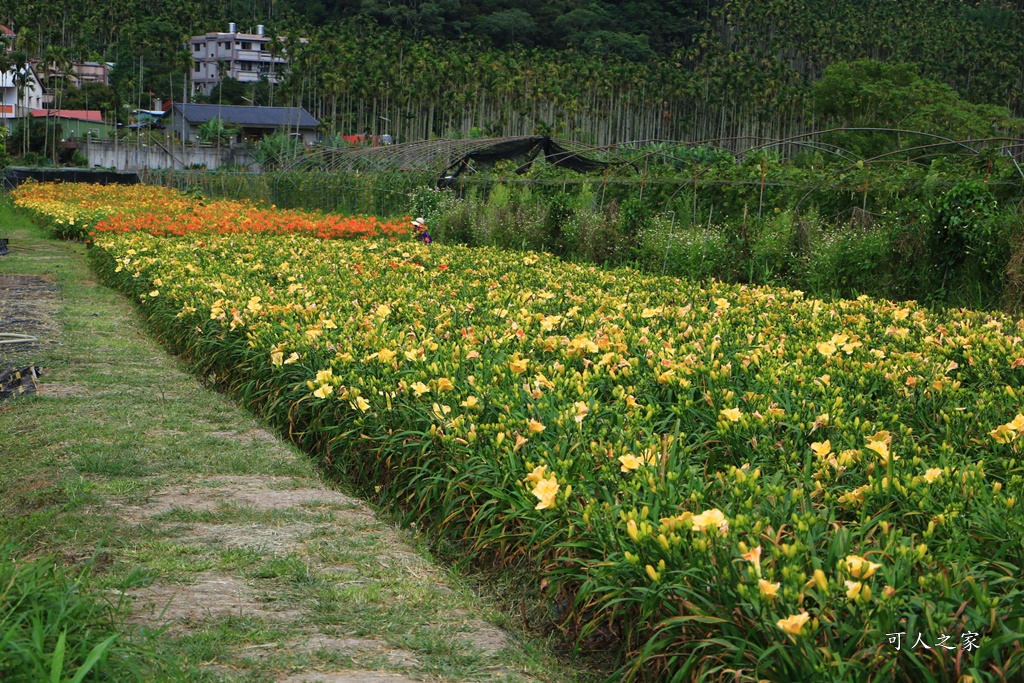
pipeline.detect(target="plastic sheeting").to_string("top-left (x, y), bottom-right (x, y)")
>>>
top-left (3, 167), bottom-right (140, 190)
top-left (438, 136), bottom-right (615, 185)
top-left (0, 365), bottom-right (42, 401)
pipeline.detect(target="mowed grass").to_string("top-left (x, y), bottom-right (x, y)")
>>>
top-left (0, 201), bottom-right (599, 682)
top-left (0, 202), bottom-right (312, 551)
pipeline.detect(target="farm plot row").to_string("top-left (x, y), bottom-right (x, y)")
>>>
top-left (82, 228), bottom-right (1024, 681)
top-left (11, 182), bottom-right (408, 241)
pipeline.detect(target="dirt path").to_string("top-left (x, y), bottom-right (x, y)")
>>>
top-left (119, 473), bottom-right (517, 682)
top-left (0, 209), bottom-right (583, 682)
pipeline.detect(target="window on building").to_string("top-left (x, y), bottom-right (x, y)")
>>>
top-left (193, 43), bottom-right (200, 52)
top-left (194, 63), bottom-right (200, 72)
top-left (241, 41), bottom-right (252, 50)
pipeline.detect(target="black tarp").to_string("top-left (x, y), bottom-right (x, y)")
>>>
top-left (438, 136), bottom-right (620, 186)
top-left (3, 167), bottom-right (140, 190)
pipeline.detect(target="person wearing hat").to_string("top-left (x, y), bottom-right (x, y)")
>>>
top-left (411, 217), bottom-right (432, 244)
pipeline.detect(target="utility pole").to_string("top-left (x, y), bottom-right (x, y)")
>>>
top-left (137, 55), bottom-right (143, 166)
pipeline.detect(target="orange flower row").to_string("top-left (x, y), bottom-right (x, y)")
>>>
top-left (93, 204), bottom-right (409, 240)
top-left (13, 181), bottom-right (410, 242)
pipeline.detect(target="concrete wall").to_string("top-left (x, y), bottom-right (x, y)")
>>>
top-left (82, 139), bottom-right (260, 172)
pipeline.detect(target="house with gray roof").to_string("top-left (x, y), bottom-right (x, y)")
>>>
top-left (169, 103), bottom-right (319, 145)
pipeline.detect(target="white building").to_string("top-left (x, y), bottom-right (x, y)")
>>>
top-left (190, 23), bottom-right (295, 96)
top-left (1, 64), bottom-right (44, 123)
top-left (1, 24), bottom-right (45, 123)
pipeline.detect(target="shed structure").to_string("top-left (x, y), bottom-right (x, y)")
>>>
top-left (169, 103), bottom-right (318, 144)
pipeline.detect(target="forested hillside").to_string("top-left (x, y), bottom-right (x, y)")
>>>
top-left (2, 0), bottom-right (1024, 144)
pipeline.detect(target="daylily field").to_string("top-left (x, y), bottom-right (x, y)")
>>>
top-left (12, 181), bottom-right (408, 241)
top-left (13, 182), bottom-right (1024, 682)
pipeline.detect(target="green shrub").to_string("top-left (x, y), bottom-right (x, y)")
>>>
top-left (749, 210), bottom-right (798, 283)
top-left (804, 225), bottom-right (894, 299)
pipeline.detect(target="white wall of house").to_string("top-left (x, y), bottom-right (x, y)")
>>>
top-left (0, 66), bottom-right (44, 121)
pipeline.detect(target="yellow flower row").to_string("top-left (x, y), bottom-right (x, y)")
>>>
top-left (88, 229), bottom-right (1024, 679)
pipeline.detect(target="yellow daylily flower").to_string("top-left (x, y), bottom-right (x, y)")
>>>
top-left (618, 454), bottom-right (642, 472)
top-left (720, 408), bottom-right (742, 422)
top-left (776, 612), bottom-right (810, 636)
top-left (846, 554), bottom-right (882, 579)
top-left (991, 423), bottom-right (1017, 444)
top-left (740, 545), bottom-right (762, 574)
top-left (509, 356), bottom-right (529, 374)
top-left (865, 440), bottom-right (891, 460)
top-left (758, 579), bottom-right (780, 600)
top-left (810, 441), bottom-right (832, 457)
top-left (690, 508), bottom-right (727, 534)
top-left (532, 476), bottom-right (559, 510)
top-left (524, 465), bottom-right (547, 484)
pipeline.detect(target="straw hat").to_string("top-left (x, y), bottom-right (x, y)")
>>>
top-left (411, 217), bottom-right (425, 227)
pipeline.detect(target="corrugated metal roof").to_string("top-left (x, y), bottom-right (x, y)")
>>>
top-left (173, 103), bottom-right (318, 128)
top-left (31, 109), bottom-right (104, 122)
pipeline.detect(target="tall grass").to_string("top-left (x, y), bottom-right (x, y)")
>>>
top-left (412, 181), bottom-right (1024, 311)
top-left (0, 546), bottom-right (145, 682)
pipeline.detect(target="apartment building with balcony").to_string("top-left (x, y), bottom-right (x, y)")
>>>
top-left (190, 23), bottom-right (295, 97)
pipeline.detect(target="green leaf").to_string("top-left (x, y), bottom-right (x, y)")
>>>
top-left (49, 629), bottom-right (67, 683)
top-left (68, 634), bottom-right (119, 683)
